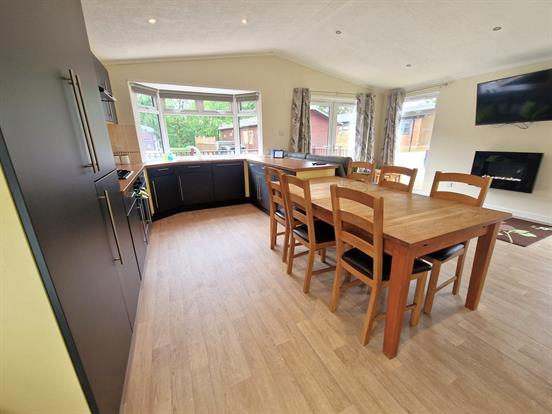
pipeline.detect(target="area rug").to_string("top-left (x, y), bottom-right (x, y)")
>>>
top-left (497, 218), bottom-right (552, 247)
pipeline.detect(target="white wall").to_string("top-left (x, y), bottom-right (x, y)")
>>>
top-left (425, 60), bottom-right (552, 223)
top-left (106, 54), bottom-right (385, 154)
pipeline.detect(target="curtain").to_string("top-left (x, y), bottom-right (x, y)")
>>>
top-left (380, 88), bottom-right (405, 165)
top-left (354, 93), bottom-right (376, 162)
top-left (289, 88), bottom-right (311, 153)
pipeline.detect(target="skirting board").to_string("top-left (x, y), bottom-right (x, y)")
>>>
top-left (483, 203), bottom-right (552, 225)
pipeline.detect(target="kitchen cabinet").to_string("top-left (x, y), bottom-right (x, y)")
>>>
top-left (176, 164), bottom-right (214, 205)
top-left (149, 169), bottom-right (181, 214)
top-left (95, 171), bottom-right (141, 327)
top-left (249, 162), bottom-right (270, 212)
top-left (0, 1), bottom-right (136, 413)
top-left (212, 162), bottom-right (245, 202)
top-left (93, 55), bottom-right (118, 123)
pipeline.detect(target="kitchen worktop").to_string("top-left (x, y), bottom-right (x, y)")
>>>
top-left (118, 163), bottom-right (145, 193)
top-left (144, 155), bottom-right (339, 173)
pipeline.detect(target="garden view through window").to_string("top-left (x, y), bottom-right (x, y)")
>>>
top-left (396, 92), bottom-right (439, 190)
top-left (309, 99), bottom-right (356, 157)
top-left (132, 83), bottom-right (261, 161)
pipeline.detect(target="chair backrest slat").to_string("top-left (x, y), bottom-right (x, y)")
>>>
top-left (265, 166), bottom-right (286, 215)
top-left (430, 171), bottom-right (492, 207)
top-left (347, 161), bottom-right (375, 184)
top-left (330, 184), bottom-right (384, 283)
top-left (281, 174), bottom-right (316, 245)
top-left (378, 165), bottom-right (417, 193)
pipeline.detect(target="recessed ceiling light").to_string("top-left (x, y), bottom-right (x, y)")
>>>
top-left (241, 18), bottom-right (248, 24)
top-left (492, 26), bottom-right (502, 31)
top-left (405, 63), bottom-right (413, 68)
top-left (335, 30), bottom-right (342, 35)
top-left (148, 18), bottom-right (157, 24)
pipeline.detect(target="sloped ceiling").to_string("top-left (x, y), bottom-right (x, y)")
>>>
top-left (82, 0), bottom-right (552, 88)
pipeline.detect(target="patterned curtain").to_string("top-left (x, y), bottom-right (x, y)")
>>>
top-left (380, 88), bottom-right (406, 165)
top-left (289, 88), bottom-right (311, 153)
top-left (354, 93), bottom-right (375, 162)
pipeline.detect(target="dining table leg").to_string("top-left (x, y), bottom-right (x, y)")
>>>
top-left (465, 222), bottom-right (501, 310)
top-left (383, 242), bottom-right (415, 359)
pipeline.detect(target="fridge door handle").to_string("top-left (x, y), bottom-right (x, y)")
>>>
top-left (72, 71), bottom-right (100, 173)
top-left (100, 190), bottom-right (124, 264)
top-left (64, 69), bottom-right (98, 173)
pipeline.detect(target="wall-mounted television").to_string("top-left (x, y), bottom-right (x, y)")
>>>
top-left (471, 151), bottom-right (543, 193)
top-left (475, 68), bottom-right (552, 125)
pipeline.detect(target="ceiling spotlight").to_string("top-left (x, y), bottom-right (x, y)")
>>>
top-left (492, 26), bottom-right (502, 31)
top-left (405, 63), bottom-right (413, 68)
top-left (148, 18), bottom-right (157, 24)
top-left (241, 18), bottom-right (248, 24)
top-left (335, 30), bottom-right (342, 35)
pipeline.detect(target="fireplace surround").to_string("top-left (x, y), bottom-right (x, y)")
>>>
top-left (471, 151), bottom-right (543, 193)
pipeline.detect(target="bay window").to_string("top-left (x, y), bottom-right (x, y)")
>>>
top-left (131, 83), bottom-right (262, 161)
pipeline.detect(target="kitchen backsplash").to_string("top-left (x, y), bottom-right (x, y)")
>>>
top-left (107, 123), bottom-right (142, 164)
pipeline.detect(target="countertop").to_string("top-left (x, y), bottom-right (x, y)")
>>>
top-left (144, 155), bottom-right (339, 173)
top-left (118, 163), bottom-right (145, 193)
top-left (118, 156), bottom-right (339, 192)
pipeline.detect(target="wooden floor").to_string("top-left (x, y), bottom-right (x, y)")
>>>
top-left (121, 204), bottom-right (552, 414)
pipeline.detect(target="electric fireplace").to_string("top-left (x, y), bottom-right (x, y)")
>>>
top-left (471, 151), bottom-right (543, 193)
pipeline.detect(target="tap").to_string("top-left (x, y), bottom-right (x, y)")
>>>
top-left (184, 145), bottom-right (203, 157)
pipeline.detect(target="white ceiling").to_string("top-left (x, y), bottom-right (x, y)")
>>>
top-left (81, 0), bottom-right (552, 89)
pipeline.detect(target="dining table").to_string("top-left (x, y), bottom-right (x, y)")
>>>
top-left (298, 176), bottom-right (512, 359)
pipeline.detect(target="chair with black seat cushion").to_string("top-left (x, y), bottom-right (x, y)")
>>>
top-left (347, 161), bottom-right (376, 183)
top-left (422, 171), bottom-right (493, 314)
top-left (378, 165), bottom-right (417, 193)
top-left (329, 184), bottom-right (430, 345)
top-left (281, 174), bottom-right (336, 293)
top-left (265, 167), bottom-right (291, 262)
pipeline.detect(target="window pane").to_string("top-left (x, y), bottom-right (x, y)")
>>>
top-left (239, 100), bottom-right (256, 111)
top-left (164, 98), bottom-right (196, 111)
top-left (137, 93), bottom-right (155, 108)
top-left (310, 103), bottom-right (330, 155)
top-left (164, 115), bottom-right (235, 156)
top-left (138, 112), bottom-right (163, 160)
top-left (203, 100), bottom-right (231, 112)
top-left (239, 116), bottom-right (258, 154)
top-left (334, 104), bottom-right (356, 157)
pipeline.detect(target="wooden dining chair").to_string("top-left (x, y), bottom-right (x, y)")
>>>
top-left (264, 166), bottom-right (291, 262)
top-left (329, 184), bottom-right (431, 345)
top-left (422, 171), bottom-right (493, 314)
top-left (378, 165), bottom-right (417, 193)
top-left (281, 174), bottom-right (336, 293)
top-left (347, 161), bottom-right (376, 183)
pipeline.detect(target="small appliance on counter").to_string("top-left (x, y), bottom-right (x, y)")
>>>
top-left (117, 169), bottom-right (133, 180)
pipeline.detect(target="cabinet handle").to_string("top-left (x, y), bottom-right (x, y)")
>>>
top-left (178, 176), bottom-right (184, 201)
top-left (157, 167), bottom-right (169, 172)
top-left (187, 165), bottom-right (201, 169)
top-left (72, 70), bottom-right (100, 173)
top-left (215, 163), bottom-right (241, 167)
top-left (151, 180), bottom-right (159, 209)
top-left (101, 190), bottom-right (124, 264)
top-left (64, 69), bottom-right (99, 173)
top-left (257, 176), bottom-right (261, 200)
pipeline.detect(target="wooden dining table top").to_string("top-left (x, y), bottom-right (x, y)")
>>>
top-left (297, 176), bottom-right (511, 248)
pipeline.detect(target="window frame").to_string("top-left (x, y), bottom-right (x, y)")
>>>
top-left (310, 95), bottom-right (356, 157)
top-left (130, 84), bottom-right (262, 159)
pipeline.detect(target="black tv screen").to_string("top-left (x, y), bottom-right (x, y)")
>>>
top-left (476, 69), bottom-right (552, 125)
